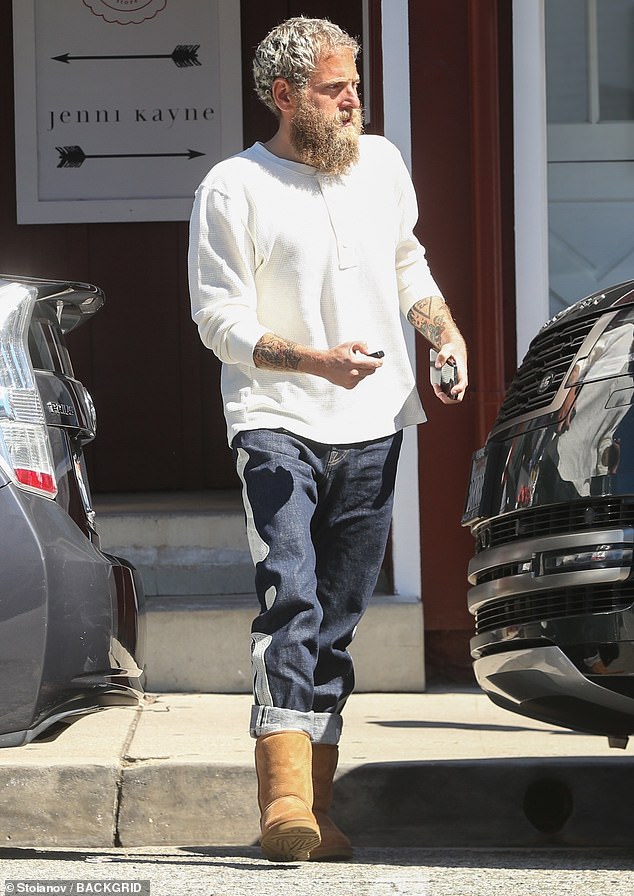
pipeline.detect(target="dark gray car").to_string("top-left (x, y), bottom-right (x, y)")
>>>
top-left (463, 279), bottom-right (634, 748)
top-left (0, 275), bottom-right (144, 747)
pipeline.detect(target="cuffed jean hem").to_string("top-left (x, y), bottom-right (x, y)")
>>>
top-left (250, 705), bottom-right (343, 745)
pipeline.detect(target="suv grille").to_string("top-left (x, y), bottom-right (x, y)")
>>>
top-left (475, 581), bottom-right (634, 633)
top-left (494, 316), bottom-right (597, 426)
top-left (475, 499), bottom-right (634, 554)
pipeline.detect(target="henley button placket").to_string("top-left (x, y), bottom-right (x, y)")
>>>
top-left (319, 177), bottom-right (358, 270)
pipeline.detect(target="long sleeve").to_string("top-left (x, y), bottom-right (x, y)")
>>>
top-left (188, 183), bottom-right (269, 368)
top-left (390, 147), bottom-right (444, 317)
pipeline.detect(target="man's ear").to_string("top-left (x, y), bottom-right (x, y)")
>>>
top-left (271, 78), bottom-right (296, 114)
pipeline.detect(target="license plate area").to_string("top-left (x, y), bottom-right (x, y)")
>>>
top-left (462, 446), bottom-right (488, 526)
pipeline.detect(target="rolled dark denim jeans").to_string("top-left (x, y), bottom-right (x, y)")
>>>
top-left (233, 427), bottom-right (402, 742)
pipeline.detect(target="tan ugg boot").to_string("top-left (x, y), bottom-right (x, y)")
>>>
top-left (255, 730), bottom-right (321, 861)
top-left (309, 743), bottom-right (353, 861)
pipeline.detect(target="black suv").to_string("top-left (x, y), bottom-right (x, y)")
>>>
top-left (463, 279), bottom-right (634, 748)
top-left (0, 275), bottom-right (144, 746)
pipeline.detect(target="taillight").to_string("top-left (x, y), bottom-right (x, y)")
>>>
top-left (0, 282), bottom-right (58, 498)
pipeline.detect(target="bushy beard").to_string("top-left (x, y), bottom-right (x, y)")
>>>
top-left (290, 96), bottom-right (363, 176)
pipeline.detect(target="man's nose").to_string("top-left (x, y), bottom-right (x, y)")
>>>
top-left (342, 84), bottom-right (361, 107)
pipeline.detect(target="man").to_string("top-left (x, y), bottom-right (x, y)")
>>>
top-left (189, 16), bottom-right (468, 863)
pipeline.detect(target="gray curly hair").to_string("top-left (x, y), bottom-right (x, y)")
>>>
top-left (253, 16), bottom-right (360, 115)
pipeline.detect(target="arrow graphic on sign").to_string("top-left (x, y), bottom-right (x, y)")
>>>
top-left (52, 45), bottom-right (201, 68)
top-left (56, 146), bottom-right (205, 168)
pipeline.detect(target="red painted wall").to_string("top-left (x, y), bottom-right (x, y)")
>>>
top-left (408, 0), bottom-right (516, 679)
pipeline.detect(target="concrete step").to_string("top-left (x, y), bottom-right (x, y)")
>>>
top-left (94, 490), bottom-right (252, 596)
top-left (93, 491), bottom-right (426, 694)
top-left (100, 545), bottom-right (254, 596)
top-left (94, 489), bottom-right (248, 552)
top-left (141, 593), bottom-right (425, 693)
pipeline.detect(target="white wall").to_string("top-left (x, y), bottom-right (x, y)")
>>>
top-left (381, 0), bottom-right (421, 600)
top-left (512, 0), bottom-right (550, 362)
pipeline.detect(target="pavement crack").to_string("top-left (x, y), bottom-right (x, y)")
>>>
top-left (113, 700), bottom-right (145, 847)
top-left (121, 754), bottom-right (172, 764)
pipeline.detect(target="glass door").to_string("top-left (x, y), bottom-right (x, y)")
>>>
top-left (546, 0), bottom-right (634, 315)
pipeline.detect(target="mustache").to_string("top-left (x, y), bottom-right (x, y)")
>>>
top-left (337, 108), bottom-right (364, 127)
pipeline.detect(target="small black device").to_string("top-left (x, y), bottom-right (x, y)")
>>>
top-left (368, 350), bottom-right (385, 358)
top-left (429, 348), bottom-right (458, 398)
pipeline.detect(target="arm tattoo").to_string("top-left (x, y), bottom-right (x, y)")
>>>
top-left (253, 334), bottom-right (301, 371)
top-left (407, 298), bottom-right (447, 347)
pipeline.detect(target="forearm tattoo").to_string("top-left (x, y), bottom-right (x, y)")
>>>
top-left (253, 334), bottom-right (301, 370)
top-left (407, 298), bottom-right (447, 347)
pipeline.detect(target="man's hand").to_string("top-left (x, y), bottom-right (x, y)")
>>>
top-left (253, 334), bottom-right (382, 389)
top-left (307, 341), bottom-right (383, 389)
top-left (431, 342), bottom-right (468, 403)
top-left (407, 296), bottom-right (468, 404)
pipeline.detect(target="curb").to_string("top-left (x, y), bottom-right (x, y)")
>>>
top-left (1, 692), bottom-right (633, 849)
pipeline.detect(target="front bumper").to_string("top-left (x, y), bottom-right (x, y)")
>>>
top-left (475, 645), bottom-right (634, 738)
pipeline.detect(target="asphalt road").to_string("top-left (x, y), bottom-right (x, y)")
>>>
top-left (1, 847), bottom-right (633, 896)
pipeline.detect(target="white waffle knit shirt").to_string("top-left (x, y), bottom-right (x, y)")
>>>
top-left (188, 136), bottom-right (444, 446)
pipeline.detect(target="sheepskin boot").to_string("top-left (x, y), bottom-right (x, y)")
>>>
top-left (309, 743), bottom-right (353, 861)
top-left (255, 730), bottom-right (321, 861)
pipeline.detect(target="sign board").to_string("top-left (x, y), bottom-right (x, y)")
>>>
top-left (12, 0), bottom-right (242, 223)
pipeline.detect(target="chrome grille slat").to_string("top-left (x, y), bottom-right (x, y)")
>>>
top-left (494, 316), bottom-right (597, 425)
top-left (476, 499), bottom-right (634, 554)
top-left (475, 582), bottom-right (634, 633)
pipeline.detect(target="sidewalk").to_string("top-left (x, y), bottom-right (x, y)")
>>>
top-left (1, 689), bottom-right (633, 850)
